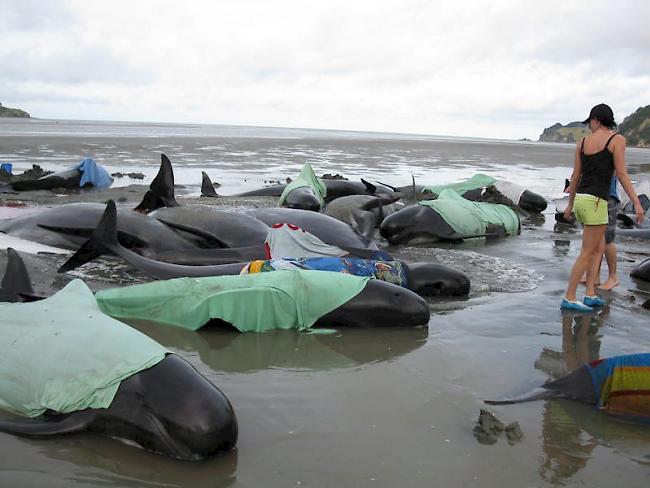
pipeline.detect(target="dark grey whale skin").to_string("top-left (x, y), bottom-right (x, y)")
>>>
top-left (0, 354), bottom-right (238, 461)
top-left (485, 364), bottom-right (596, 406)
top-left (631, 257), bottom-right (650, 282)
top-left (0, 250), bottom-right (238, 461)
top-left (248, 207), bottom-right (380, 251)
top-left (52, 201), bottom-right (430, 328)
top-left (0, 202), bottom-right (197, 255)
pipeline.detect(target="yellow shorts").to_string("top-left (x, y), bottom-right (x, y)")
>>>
top-left (573, 193), bottom-right (608, 225)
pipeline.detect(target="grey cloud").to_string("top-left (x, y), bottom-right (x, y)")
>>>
top-left (0, 43), bottom-right (153, 85)
top-left (0, 0), bottom-right (74, 31)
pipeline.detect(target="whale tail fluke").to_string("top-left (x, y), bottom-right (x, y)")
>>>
top-left (201, 171), bottom-right (220, 198)
top-left (56, 201), bottom-right (120, 273)
top-left (134, 153), bottom-right (179, 213)
top-left (484, 387), bottom-right (561, 405)
top-left (0, 248), bottom-right (39, 302)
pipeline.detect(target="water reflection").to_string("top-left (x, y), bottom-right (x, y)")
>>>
top-left (535, 311), bottom-right (604, 484)
top-left (15, 434), bottom-right (238, 488)
top-left (535, 311), bottom-right (604, 379)
top-left (129, 321), bottom-right (429, 374)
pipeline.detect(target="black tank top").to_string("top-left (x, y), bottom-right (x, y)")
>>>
top-left (576, 133), bottom-right (617, 200)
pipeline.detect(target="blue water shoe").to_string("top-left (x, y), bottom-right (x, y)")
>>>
top-left (583, 295), bottom-right (605, 307)
top-left (560, 298), bottom-right (593, 312)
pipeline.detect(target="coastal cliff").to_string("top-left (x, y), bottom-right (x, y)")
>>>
top-left (0, 102), bottom-right (30, 118)
top-left (539, 105), bottom-right (650, 147)
top-left (618, 105), bottom-right (650, 148)
top-left (538, 121), bottom-right (589, 143)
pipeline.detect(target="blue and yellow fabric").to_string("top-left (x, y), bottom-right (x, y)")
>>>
top-left (587, 354), bottom-right (650, 420)
top-left (243, 256), bottom-right (407, 287)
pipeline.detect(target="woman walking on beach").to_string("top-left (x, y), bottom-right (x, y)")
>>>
top-left (561, 103), bottom-right (644, 311)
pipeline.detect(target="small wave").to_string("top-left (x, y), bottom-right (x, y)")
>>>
top-left (394, 246), bottom-right (544, 294)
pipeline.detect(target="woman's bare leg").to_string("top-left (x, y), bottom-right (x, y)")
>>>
top-left (565, 224), bottom-right (607, 301)
top-left (599, 243), bottom-right (620, 290)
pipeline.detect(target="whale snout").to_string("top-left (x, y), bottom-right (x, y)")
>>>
top-left (182, 389), bottom-right (238, 458)
top-left (519, 190), bottom-right (547, 213)
top-left (283, 187), bottom-right (322, 212)
top-left (406, 263), bottom-right (470, 297)
top-left (379, 211), bottom-right (409, 244)
top-left (369, 280), bottom-right (430, 326)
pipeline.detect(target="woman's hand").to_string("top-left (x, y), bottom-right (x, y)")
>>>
top-left (635, 201), bottom-right (645, 225)
top-left (563, 205), bottom-right (573, 222)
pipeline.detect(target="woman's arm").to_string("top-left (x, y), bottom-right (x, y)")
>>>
top-left (612, 134), bottom-right (644, 224)
top-left (563, 140), bottom-right (583, 221)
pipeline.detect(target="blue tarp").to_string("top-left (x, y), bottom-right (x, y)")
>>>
top-left (0, 163), bottom-right (12, 175)
top-left (77, 158), bottom-right (113, 189)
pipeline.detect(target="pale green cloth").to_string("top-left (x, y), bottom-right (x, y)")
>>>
top-left (423, 173), bottom-right (496, 197)
top-left (418, 189), bottom-right (520, 237)
top-left (96, 270), bottom-right (369, 333)
top-left (0, 280), bottom-right (167, 418)
top-left (278, 162), bottom-right (327, 208)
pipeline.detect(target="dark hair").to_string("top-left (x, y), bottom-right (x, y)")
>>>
top-left (582, 103), bottom-right (616, 128)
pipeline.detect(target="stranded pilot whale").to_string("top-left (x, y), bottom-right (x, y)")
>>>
top-left (485, 354), bottom-right (650, 421)
top-left (0, 249), bottom-right (238, 460)
top-left (52, 201), bottom-right (469, 299)
top-left (43, 202), bottom-right (430, 327)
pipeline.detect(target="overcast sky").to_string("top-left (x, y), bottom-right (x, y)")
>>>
top-left (1, 0), bottom-right (649, 139)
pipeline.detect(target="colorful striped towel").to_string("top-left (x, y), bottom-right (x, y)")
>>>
top-left (588, 354), bottom-right (650, 419)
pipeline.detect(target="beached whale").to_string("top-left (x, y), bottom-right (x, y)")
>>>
top-left (203, 172), bottom-right (395, 203)
top-left (381, 175), bottom-right (547, 213)
top-left (149, 206), bottom-right (271, 248)
top-left (0, 202), bottom-right (197, 255)
top-left (630, 258), bottom-right (650, 282)
top-left (0, 254), bottom-right (237, 460)
top-left (6, 159), bottom-right (113, 192)
top-left (379, 190), bottom-right (521, 244)
top-left (485, 354), bottom-right (650, 421)
top-left (53, 201), bottom-right (469, 298)
top-left (248, 207), bottom-right (380, 251)
top-left (324, 194), bottom-right (400, 239)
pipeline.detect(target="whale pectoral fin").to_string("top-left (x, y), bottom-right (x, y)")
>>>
top-left (157, 220), bottom-right (227, 248)
top-left (350, 210), bottom-right (376, 240)
top-left (484, 387), bottom-right (561, 405)
top-left (0, 410), bottom-right (95, 437)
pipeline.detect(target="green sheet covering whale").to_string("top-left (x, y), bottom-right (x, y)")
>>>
top-left (0, 280), bottom-right (167, 418)
top-left (422, 173), bottom-right (496, 196)
top-left (418, 189), bottom-right (520, 237)
top-left (278, 162), bottom-right (327, 208)
top-left (96, 269), bottom-right (370, 332)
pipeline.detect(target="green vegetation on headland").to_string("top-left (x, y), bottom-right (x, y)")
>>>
top-left (618, 105), bottom-right (650, 148)
top-left (0, 102), bottom-right (30, 118)
top-left (538, 122), bottom-right (590, 144)
top-left (539, 105), bottom-right (650, 147)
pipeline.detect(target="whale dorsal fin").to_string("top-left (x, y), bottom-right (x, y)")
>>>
top-left (0, 248), bottom-right (37, 302)
top-left (134, 154), bottom-right (179, 212)
top-left (360, 178), bottom-right (377, 194)
top-left (201, 172), bottom-right (219, 198)
top-left (54, 200), bottom-right (120, 273)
